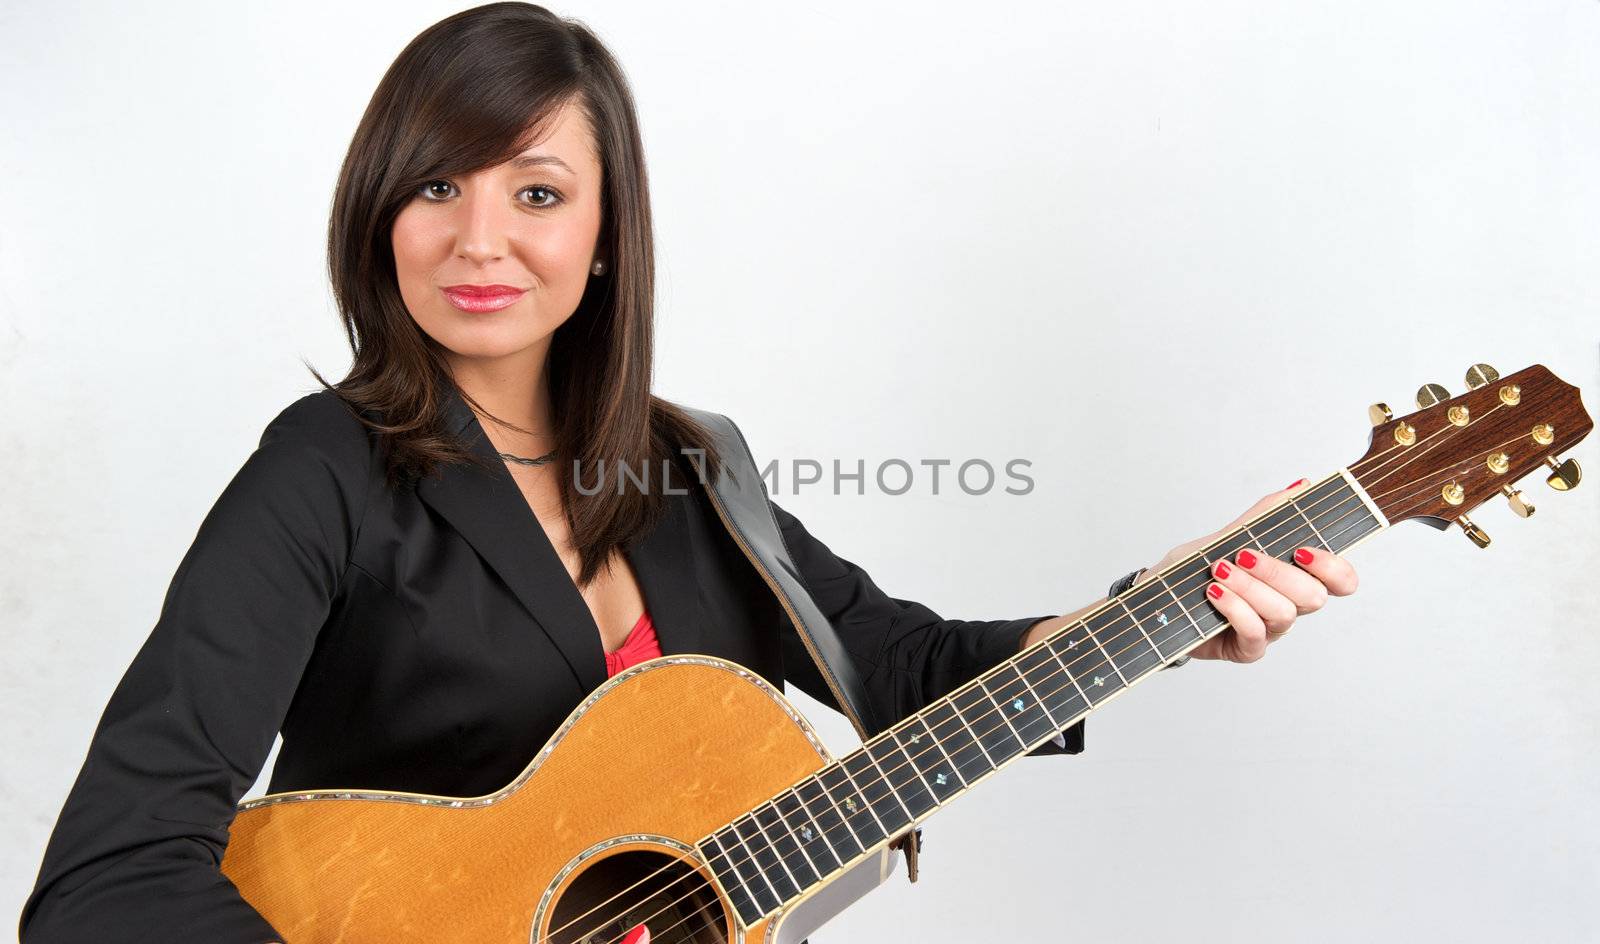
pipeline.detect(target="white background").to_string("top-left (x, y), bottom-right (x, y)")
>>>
top-left (3, 1), bottom-right (1598, 941)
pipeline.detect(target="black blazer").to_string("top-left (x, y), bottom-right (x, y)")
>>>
top-left (19, 386), bottom-right (1086, 943)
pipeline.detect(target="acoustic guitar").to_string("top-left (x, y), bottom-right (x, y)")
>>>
top-left (220, 362), bottom-right (1591, 943)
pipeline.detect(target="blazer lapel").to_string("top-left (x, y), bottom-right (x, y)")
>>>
top-left (415, 387), bottom-right (607, 696)
top-left (625, 456), bottom-right (708, 660)
top-left (414, 385), bottom-right (709, 695)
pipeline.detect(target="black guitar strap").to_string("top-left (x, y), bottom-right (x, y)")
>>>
top-left (680, 408), bottom-right (925, 880)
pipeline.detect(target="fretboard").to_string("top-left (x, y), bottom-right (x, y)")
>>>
top-left (700, 471), bottom-right (1387, 926)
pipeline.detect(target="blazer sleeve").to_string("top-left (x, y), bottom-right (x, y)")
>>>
top-left (766, 496), bottom-right (1090, 755)
top-left (18, 392), bottom-right (371, 944)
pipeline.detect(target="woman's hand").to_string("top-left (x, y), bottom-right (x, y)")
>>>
top-left (1137, 478), bottom-right (1360, 663)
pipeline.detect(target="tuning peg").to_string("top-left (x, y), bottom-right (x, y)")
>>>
top-left (1368, 402), bottom-right (1393, 426)
top-left (1465, 363), bottom-right (1500, 390)
top-left (1501, 484), bottom-right (1535, 518)
top-left (1416, 383), bottom-right (1450, 408)
top-left (1455, 514), bottom-right (1491, 548)
top-left (1545, 456), bottom-right (1582, 491)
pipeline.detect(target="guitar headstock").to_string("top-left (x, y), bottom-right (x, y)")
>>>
top-left (1349, 363), bottom-right (1591, 547)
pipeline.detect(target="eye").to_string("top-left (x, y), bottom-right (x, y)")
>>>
top-left (418, 179), bottom-right (455, 201)
top-left (520, 185), bottom-right (563, 208)
top-left (414, 179), bottom-right (563, 208)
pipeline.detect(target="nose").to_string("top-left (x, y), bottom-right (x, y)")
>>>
top-left (451, 178), bottom-right (515, 266)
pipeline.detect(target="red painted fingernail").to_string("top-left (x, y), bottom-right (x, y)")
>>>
top-left (1285, 477), bottom-right (1308, 490)
top-left (1207, 583), bottom-right (1224, 599)
top-left (1294, 548), bottom-right (1315, 565)
top-left (1237, 549), bottom-right (1258, 569)
top-left (1213, 560), bottom-right (1231, 579)
top-left (621, 925), bottom-right (651, 944)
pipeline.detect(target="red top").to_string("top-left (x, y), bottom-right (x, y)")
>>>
top-left (604, 610), bottom-right (663, 677)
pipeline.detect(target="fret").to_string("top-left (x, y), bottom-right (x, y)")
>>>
top-left (1197, 528), bottom-right (1253, 569)
top-left (770, 789), bottom-right (832, 878)
top-left (1253, 504), bottom-right (1320, 559)
top-left (1323, 502), bottom-right (1380, 552)
top-left (1082, 607), bottom-right (1163, 679)
top-left (949, 697), bottom-right (997, 767)
top-left (1112, 596), bottom-right (1174, 662)
top-left (1017, 640), bottom-right (1094, 720)
top-left (702, 832), bottom-right (763, 924)
top-left (1040, 634), bottom-right (1092, 704)
top-left (1132, 582), bottom-right (1203, 656)
top-left (976, 663), bottom-right (1061, 749)
top-left (1193, 529), bottom-right (1254, 640)
top-left (732, 814), bottom-right (798, 904)
top-left (840, 749), bottom-right (911, 836)
top-left (1302, 476), bottom-right (1352, 519)
top-left (1151, 572), bottom-right (1213, 647)
top-left (816, 763), bottom-right (881, 851)
top-left (793, 774), bottom-right (860, 865)
top-left (896, 715), bottom-right (964, 802)
top-left (1125, 587), bottom-right (1202, 660)
top-left (707, 828), bottom-right (777, 918)
top-left (1081, 619), bottom-right (1132, 686)
top-left (1286, 496), bottom-right (1332, 550)
top-left (725, 820), bottom-right (783, 913)
top-left (975, 679), bottom-right (1023, 744)
top-left (950, 680), bottom-right (1023, 764)
top-left (1047, 621), bottom-right (1124, 706)
top-left (752, 800), bottom-right (818, 891)
top-left (1013, 662), bottom-right (1062, 729)
top-left (922, 697), bottom-right (993, 785)
top-left (864, 733), bottom-right (938, 818)
top-left (1194, 529), bottom-right (1256, 641)
top-left (1307, 478), bottom-right (1380, 553)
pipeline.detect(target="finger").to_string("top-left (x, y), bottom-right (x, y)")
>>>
top-left (1223, 477), bottom-right (1311, 531)
top-left (1233, 547), bottom-right (1328, 615)
top-left (1290, 547), bottom-right (1359, 596)
top-left (1210, 557), bottom-right (1297, 636)
top-left (1204, 579), bottom-right (1267, 662)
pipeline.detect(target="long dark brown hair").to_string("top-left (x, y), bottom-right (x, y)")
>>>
top-left (310, 1), bottom-right (723, 586)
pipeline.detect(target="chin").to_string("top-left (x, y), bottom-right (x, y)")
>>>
top-left (424, 311), bottom-right (553, 361)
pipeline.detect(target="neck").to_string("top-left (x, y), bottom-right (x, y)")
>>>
top-left (445, 343), bottom-right (556, 444)
top-left (699, 469), bottom-right (1390, 925)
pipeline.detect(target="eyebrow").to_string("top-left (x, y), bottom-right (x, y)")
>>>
top-left (511, 154), bottom-right (575, 174)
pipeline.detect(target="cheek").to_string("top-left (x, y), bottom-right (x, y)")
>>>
top-left (390, 209), bottom-right (440, 288)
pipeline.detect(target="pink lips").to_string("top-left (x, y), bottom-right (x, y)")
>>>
top-left (441, 283), bottom-right (527, 313)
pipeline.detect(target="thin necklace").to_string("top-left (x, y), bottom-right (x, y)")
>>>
top-left (498, 449), bottom-right (557, 467)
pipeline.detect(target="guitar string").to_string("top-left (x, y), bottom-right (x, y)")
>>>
top-left (563, 499), bottom-right (1388, 944)
top-left (546, 489), bottom-right (1389, 944)
top-left (573, 408), bottom-right (1548, 944)
top-left (570, 492), bottom-right (1394, 944)
top-left (631, 407), bottom-right (1574, 944)
top-left (537, 395), bottom-right (1516, 940)
top-left (536, 475), bottom-right (1362, 941)
top-left (544, 403), bottom-right (1534, 942)
top-left (548, 448), bottom-right (1512, 944)
top-left (542, 452), bottom-right (1467, 944)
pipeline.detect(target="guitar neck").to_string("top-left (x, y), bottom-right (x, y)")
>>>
top-left (699, 470), bottom-right (1390, 926)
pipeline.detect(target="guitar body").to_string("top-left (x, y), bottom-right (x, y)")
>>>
top-left (221, 656), bottom-right (899, 943)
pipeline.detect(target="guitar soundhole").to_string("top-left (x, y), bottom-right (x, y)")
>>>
top-left (545, 849), bottom-right (731, 944)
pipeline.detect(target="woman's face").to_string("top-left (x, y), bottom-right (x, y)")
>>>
top-left (391, 99), bottom-right (604, 370)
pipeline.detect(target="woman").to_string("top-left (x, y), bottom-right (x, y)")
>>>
top-left (18, 3), bottom-right (1358, 941)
